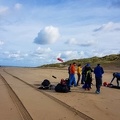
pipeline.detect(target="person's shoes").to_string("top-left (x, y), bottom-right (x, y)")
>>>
top-left (95, 91), bottom-right (100, 94)
top-left (90, 86), bottom-right (92, 89)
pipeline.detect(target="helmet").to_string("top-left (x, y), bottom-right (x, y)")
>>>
top-left (103, 82), bottom-right (107, 86)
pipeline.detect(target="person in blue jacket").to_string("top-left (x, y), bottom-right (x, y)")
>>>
top-left (94, 64), bottom-right (104, 94)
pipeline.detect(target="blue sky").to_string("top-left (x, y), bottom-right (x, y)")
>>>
top-left (0, 0), bottom-right (120, 67)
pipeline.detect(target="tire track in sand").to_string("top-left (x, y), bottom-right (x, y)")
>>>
top-left (3, 69), bottom-right (94, 120)
top-left (0, 74), bottom-right (33, 120)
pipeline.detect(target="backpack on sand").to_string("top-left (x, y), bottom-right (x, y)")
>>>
top-left (38, 79), bottom-right (51, 90)
top-left (55, 79), bottom-right (70, 93)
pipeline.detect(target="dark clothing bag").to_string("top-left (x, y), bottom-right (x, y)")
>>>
top-left (39, 79), bottom-right (50, 90)
top-left (42, 79), bottom-right (50, 87)
top-left (55, 79), bottom-right (70, 93)
top-left (55, 83), bottom-right (70, 93)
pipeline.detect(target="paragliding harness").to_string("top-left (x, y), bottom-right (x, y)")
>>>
top-left (55, 78), bottom-right (70, 93)
top-left (38, 79), bottom-right (51, 90)
top-left (82, 70), bottom-right (92, 89)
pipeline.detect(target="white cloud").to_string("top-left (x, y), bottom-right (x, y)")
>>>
top-left (8, 53), bottom-right (20, 58)
top-left (79, 40), bottom-right (95, 47)
top-left (34, 26), bottom-right (60, 44)
top-left (94, 22), bottom-right (120, 32)
top-left (60, 51), bottom-right (79, 60)
top-left (0, 6), bottom-right (9, 15)
top-left (30, 47), bottom-right (52, 60)
top-left (35, 47), bottom-right (51, 54)
top-left (14, 3), bottom-right (22, 10)
top-left (4, 51), bottom-right (28, 60)
top-left (65, 38), bottom-right (77, 44)
top-left (56, 50), bottom-right (89, 62)
top-left (65, 38), bottom-right (95, 47)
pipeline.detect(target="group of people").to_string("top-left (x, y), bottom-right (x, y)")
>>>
top-left (68, 62), bottom-right (104, 94)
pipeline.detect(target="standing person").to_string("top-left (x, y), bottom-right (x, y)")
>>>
top-left (68, 64), bottom-right (71, 79)
top-left (83, 64), bottom-right (93, 90)
top-left (94, 64), bottom-right (104, 94)
top-left (69, 62), bottom-right (77, 87)
top-left (81, 64), bottom-right (87, 84)
top-left (77, 64), bottom-right (82, 86)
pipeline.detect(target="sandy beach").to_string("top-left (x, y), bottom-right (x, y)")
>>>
top-left (0, 67), bottom-right (120, 120)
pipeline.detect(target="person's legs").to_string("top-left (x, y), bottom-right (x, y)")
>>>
top-left (117, 78), bottom-right (119, 86)
top-left (90, 79), bottom-right (92, 89)
top-left (69, 74), bottom-right (72, 86)
top-left (69, 74), bottom-right (76, 86)
top-left (81, 74), bottom-right (85, 84)
top-left (96, 77), bottom-right (102, 93)
top-left (77, 74), bottom-right (80, 85)
top-left (72, 74), bottom-right (77, 86)
top-left (68, 73), bottom-right (70, 80)
top-left (83, 79), bottom-right (88, 90)
top-left (87, 80), bottom-right (91, 90)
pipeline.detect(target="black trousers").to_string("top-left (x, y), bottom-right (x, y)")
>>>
top-left (95, 77), bottom-right (102, 92)
top-left (77, 73), bottom-right (81, 85)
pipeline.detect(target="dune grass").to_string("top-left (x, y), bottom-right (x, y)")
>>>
top-left (40, 54), bottom-right (120, 69)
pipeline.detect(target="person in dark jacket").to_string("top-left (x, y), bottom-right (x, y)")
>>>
top-left (94, 64), bottom-right (104, 94)
top-left (81, 63), bottom-right (92, 84)
top-left (81, 65), bottom-right (86, 84)
top-left (110, 72), bottom-right (120, 86)
top-left (82, 63), bottom-right (93, 90)
top-left (68, 64), bottom-right (71, 79)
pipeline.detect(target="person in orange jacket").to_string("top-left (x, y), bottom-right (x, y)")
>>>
top-left (69, 62), bottom-right (77, 87)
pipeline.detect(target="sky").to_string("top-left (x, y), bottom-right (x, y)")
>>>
top-left (0, 0), bottom-right (120, 67)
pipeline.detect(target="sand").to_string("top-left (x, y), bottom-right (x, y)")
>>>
top-left (0, 67), bottom-right (120, 120)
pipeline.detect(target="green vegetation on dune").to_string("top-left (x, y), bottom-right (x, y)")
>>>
top-left (39, 54), bottom-right (120, 69)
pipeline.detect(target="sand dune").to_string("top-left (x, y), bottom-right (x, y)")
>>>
top-left (0, 67), bottom-right (120, 120)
